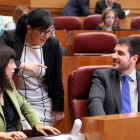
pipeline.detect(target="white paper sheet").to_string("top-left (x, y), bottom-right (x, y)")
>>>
top-left (44, 134), bottom-right (70, 140)
top-left (125, 10), bottom-right (130, 16)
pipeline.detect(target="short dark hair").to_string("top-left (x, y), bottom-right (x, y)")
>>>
top-left (117, 36), bottom-right (140, 64)
top-left (0, 43), bottom-right (16, 93)
top-left (16, 8), bottom-right (54, 38)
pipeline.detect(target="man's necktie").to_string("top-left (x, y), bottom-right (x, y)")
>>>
top-left (122, 75), bottom-right (131, 113)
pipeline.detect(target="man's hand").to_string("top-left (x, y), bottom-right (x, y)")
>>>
top-left (54, 112), bottom-right (65, 125)
top-left (0, 131), bottom-right (27, 140)
top-left (20, 62), bottom-right (47, 74)
top-left (35, 124), bottom-right (61, 136)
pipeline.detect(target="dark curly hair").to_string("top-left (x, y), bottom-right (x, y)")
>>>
top-left (0, 43), bottom-right (16, 93)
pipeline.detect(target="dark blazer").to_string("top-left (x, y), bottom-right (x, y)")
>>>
top-left (95, 25), bottom-right (121, 30)
top-left (61, 47), bottom-right (68, 57)
top-left (95, 0), bottom-right (125, 18)
top-left (0, 30), bottom-right (64, 112)
top-left (60, 0), bottom-right (93, 16)
top-left (87, 69), bottom-right (140, 116)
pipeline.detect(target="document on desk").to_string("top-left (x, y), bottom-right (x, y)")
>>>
top-left (125, 10), bottom-right (130, 16)
top-left (44, 134), bottom-right (70, 140)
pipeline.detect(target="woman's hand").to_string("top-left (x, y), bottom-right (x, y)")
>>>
top-left (35, 124), bottom-right (61, 136)
top-left (20, 62), bottom-right (47, 74)
top-left (0, 131), bottom-right (27, 140)
top-left (54, 112), bottom-right (65, 125)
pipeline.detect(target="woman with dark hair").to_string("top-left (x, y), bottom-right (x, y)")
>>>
top-left (95, 8), bottom-right (120, 31)
top-left (0, 43), bottom-right (60, 139)
top-left (0, 8), bottom-right (64, 130)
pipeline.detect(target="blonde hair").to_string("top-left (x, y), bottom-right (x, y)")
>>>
top-left (99, 8), bottom-right (118, 30)
top-left (13, 5), bottom-right (30, 23)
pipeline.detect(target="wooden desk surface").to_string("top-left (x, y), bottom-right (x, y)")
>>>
top-left (115, 30), bottom-right (140, 38)
top-left (81, 112), bottom-right (140, 140)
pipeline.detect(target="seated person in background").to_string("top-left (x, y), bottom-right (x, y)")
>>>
top-left (60, 0), bottom-right (93, 16)
top-left (88, 36), bottom-right (140, 116)
top-left (6, 5), bottom-right (30, 30)
top-left (95, 9), bottom-right (120, 31)
top-left (0, 43), bottom-right (61, 139)
top-left (0, 5), bottom-right (29, 36)
top-left (49, 25), bottom-right (68, 56)
top-left (95, 0), bottom-right (125, 18)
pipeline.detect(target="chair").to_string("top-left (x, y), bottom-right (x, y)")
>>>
top-left (68, 65), bottom-right (112, 125)
top-left (12, 73), bottom-right (18, 89)
top-left (83, 15), bottom-right (119, 30)
top-left (53, 16), bottom-right (82, 31)
top-left (130, 34), bottom-right (140, 41)
top-left (131, 16), bottom-right (140, 29)
top-left (74, 32), bottom-right (117, 56)
top-left (83, 14), bottom-right (102, 30)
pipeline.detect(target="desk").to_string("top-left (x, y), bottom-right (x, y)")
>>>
top-left (25, 136), bottom-right (45, 140)
top-left (115, 30), bottom-right (140, 38)
top-left (25, 134), bottom-right (70, 140)
top-left (81, 112), bottom-right (140, 140)
top-left (55, 30), bottom-right (67, 48)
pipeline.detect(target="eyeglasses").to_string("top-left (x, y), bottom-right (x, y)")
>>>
top-left (34, 28), bottom-right (54, 36)
top-left (105, 17), bottom-right (115, 20)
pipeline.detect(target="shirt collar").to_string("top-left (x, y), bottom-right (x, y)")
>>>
top-left (105, 0), bottom-right (113, 8)
top-left (118, 69), bottom-right (136, 82)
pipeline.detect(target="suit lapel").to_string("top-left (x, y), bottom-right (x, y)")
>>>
top-left (6, 89), bottom-right (21, 119)
top-left (0, 104), bottom-right (4, 119)
top-left (136, 70), bottom-right (140, 111)
top-left (14, 35), bottom-right (25, 61)
top-left (110, 70), bottom-right (122, 113)
top-left (42, 38), bottom-right (53, 85)
top-left (103, 0), bottom-right (107, 9)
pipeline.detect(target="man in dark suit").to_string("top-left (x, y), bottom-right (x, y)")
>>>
top-left (60, 0), bottom-right (93, 16)
top-left (88, 36), bottom-right (140, 116)
top-left (95, 0), bottom-right (125, 18)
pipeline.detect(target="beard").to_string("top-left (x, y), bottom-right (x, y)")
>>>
top-left (112, 58), bottom-right (131, 73)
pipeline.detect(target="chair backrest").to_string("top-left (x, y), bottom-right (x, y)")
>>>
top-left (68, 65), bottom-right (112, 125)
top-left (83, 14), bottom-right (102, 30)
top-left (131, 16), bottom-right (140, 29)
top-left (53, 16), bottom-right (82, 31)
top-left (74, 32), bottom-right (117, 56)
top-left (12, 73), bottom-right (18, 89)
top-left (130, 34), bottom-right (140, 41)
top-left (83, 14), bottom-right (119, 30)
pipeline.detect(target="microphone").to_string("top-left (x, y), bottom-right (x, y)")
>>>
top-left (71, 119), bottom-right (82, 135)
top-left (68, 119), bottom-right (85, 140)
